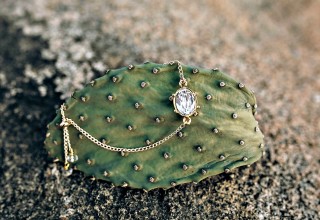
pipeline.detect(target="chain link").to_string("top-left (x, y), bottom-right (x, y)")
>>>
top-left (60, 104), bottom-right (72, 169)
top-left (60, 61), bottom-right (189, 168)
top-left (164, 60), bottom-right (187, 87)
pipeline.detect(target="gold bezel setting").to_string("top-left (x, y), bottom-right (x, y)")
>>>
top-left (173, 87), bottom-right (198, 118)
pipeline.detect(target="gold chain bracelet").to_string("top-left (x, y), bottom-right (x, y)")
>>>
top-left (60, 61), bottom-right (199, 170)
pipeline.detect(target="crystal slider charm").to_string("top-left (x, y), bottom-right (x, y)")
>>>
top-left (173, 87), bottom-right (197, 117)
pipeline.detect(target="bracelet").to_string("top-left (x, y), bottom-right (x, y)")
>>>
top-left (44, 61), bottom-right (264, 191)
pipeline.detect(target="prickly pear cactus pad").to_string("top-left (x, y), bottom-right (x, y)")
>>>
top-left (44, 61), bottom-right (264, 191)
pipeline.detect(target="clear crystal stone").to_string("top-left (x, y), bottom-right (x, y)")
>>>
top-left (67, 155), bottom-right (78, 163)
top-left (63, 168), bottom-right (73, 177)
top-left (174, 88), bottom-right (196, 116)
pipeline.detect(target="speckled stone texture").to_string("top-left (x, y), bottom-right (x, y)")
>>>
top-left (0, 0), bottom-right (319, 219)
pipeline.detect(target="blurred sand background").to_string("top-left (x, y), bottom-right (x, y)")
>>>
top-left (0, 0), bottom-right (319, 219)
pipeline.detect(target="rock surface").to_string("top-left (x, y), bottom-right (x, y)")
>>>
top-left (0, 0), bottom-right (319, 219)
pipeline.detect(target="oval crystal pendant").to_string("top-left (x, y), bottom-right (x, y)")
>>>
top-left (173, 87), bottom-right (197, 117)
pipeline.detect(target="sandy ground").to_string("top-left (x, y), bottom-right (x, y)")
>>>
top-left (0, 0), bottom-right (319, 219)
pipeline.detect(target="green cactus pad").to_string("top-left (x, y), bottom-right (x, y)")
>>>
top-left (44, 62), bottom-right (264, 191)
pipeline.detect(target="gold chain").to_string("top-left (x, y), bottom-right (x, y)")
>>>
top-left (61, 61), bottom-right (189, 169)
top-left (165, 60), bottom-right (187, 87)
